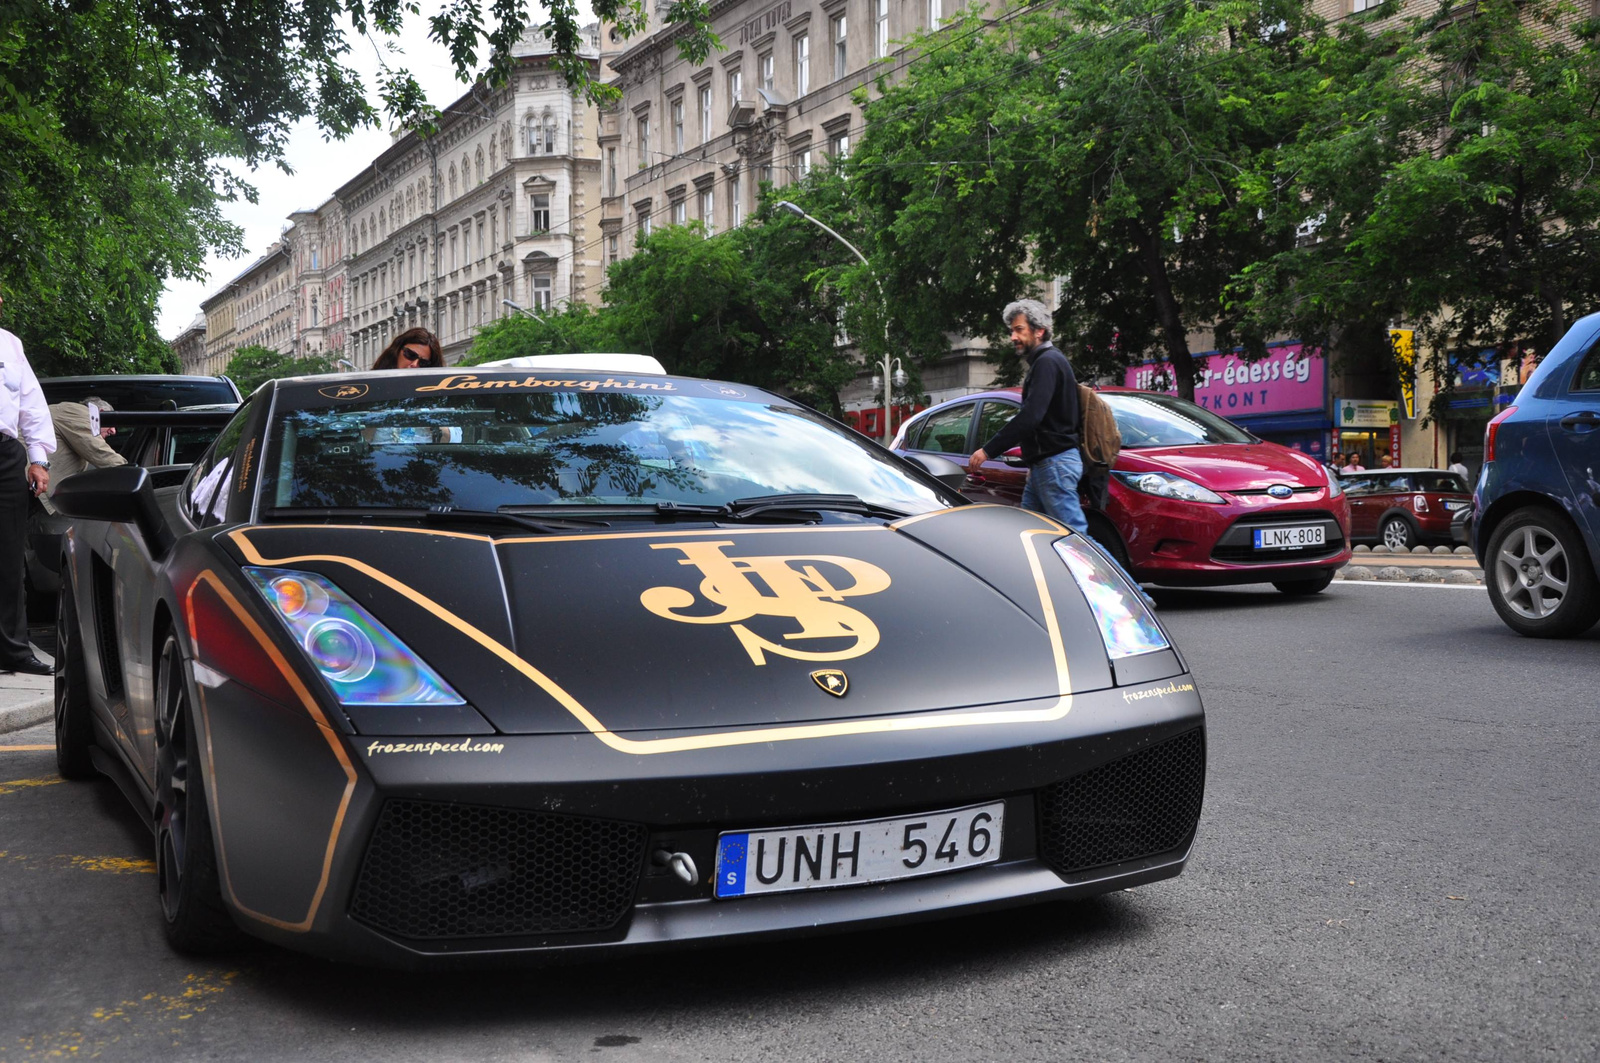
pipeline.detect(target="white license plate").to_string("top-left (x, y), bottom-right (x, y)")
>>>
top-left (1254, 524), bottom-right (1326, 549)
top-left (1445, 501), bottom-right (1469, 511)
top-left (714, 801), bottom-right (1005, 899)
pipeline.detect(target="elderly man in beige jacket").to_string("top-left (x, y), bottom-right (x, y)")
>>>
top-left (47, 396), bottom-right (125, 494)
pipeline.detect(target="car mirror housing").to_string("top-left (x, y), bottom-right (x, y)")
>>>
top-left (901, 452), bottom-right (968, 491)
top-left (1002, 448), bottom-right (1026, 467)
top-left (52, 465), bottom-right (175, 559)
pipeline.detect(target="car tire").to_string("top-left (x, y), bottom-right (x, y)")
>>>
top-left (154, 632), bottom-right (242, 954)
top-left (54, 580), bottom-right (96, 781)
top-left (1485, 506), bottom-right (1600, 638)
top-left (1272, 571), bottom-right (1336, 596)
top-left (1085, 513), bottom-right (1133, 573)
top-left (1380, 516), bottom-right (1417, 551)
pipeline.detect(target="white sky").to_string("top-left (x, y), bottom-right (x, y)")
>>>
top-left (157, 9), bottom-right (511, 339)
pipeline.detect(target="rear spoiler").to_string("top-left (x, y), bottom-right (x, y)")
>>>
top-left (98, 411), bottom-right (237, 429)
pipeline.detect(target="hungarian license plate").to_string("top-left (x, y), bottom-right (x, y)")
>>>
top-left (1254, 524), bottom-right (1326, 550)
top-left (714, 801), bottom-right (1004, 899)
top-left (1445, 501), bottom-right (1469, 511)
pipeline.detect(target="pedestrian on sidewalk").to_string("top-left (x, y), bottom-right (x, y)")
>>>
top-left (1448, 452), bottom-right (1469, 481)
top-left (0, 290), bottom-right (56, 676)
top-left (46, 396), bottom-right (125, 495)
top-left (968, 299), bottom-right (1085, 533)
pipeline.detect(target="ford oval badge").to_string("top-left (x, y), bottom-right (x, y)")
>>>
top-left (1267, 484), bottom-right (1294, 499)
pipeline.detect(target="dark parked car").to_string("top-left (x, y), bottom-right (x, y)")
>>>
top-left (1340, 468), bottom-right (1472, 550)
top-left (25, 375), bottom-right (240, 615)
top-left (1473, 312), bottom-right (1600, 637)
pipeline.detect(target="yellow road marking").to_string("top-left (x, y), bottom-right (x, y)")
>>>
top-left (0, 777), bottom-right (62, 795)
top-left (8, 971), bottom-right (238, 1060)
top-left (66, 855), bottom-right (156, 874)
top-left (0, 745), bottom-right (54, 752)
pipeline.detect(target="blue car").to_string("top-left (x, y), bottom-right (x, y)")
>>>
top-left (1473, 312), bottom-right (1600, 637)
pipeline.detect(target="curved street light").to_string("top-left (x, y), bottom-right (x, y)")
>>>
top-left (776, 200), bottom-right (900, 444)
top-left (503, 298), bottom-right (570, 348)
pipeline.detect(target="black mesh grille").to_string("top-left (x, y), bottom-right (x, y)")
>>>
top-left (350, 800), bottom-right (648, 940)
top-left (1037, 728), bottom-right (1205, 875)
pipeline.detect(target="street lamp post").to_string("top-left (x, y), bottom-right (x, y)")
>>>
top-left (776, 200), bottom-right (900, 445)
top-left (503, 298), bottom-right (570, 348)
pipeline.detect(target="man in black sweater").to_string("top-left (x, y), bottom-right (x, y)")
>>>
top-left (968, 299), bottom-right (1086, 533)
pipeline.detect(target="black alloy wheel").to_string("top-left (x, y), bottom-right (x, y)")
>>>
top-left (1380, 515), bottom-right (1417, 551)
top-left (53, 580), bottom-right (95, 780)
top-left (1272, 570), bottom-right (1336, 596)
top-left (1485, 506), bottom-right (1600, 638)
top-left (153, 633), bottom-right (241, 953)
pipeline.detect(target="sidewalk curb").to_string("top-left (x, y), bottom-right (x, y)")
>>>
top-left (0, 696), bottom-right (53, 736)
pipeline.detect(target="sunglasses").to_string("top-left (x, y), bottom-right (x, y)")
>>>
top-left (398, 347), bottom-right (431, 364)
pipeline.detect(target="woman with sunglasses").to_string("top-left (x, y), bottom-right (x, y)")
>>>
top-left (371, 328), bottom-right (443, 369)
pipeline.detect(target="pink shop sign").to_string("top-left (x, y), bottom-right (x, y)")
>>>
top-left (1122, 343), bottom-right (1326, 416)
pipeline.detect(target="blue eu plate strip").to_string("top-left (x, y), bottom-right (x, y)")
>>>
top-left (716, 834), bottom-right (749, 898)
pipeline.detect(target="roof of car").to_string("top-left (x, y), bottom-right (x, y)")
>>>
top-left (1342, 467), bottom-right (1466, 476)
top-left (40, 374), bottom-right (231, 383)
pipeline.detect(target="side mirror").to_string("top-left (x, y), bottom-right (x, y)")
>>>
top-left (1002, 447), bottom-right (1026, 467)
top-left (52, 466), bottom-right (175, 559)
top-left (902, 452), bottom-right (969, 491)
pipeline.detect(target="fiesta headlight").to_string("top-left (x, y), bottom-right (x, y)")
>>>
top-left (1113, 470), bottom-right (1226, 504)
top-left (1326, 471), bottom-right (1343, 499)
top-left (243, 567), bottom-right (465, 706)
top-left (1053, 535), bottom-right (1170, 659)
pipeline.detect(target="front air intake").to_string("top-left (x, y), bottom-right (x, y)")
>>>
top-left (1037, 728), bottom-right (1206, 875)
top-left (350, 799), bottom-right (648, 940)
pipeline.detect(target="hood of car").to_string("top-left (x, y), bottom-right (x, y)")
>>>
top-left (223, 507), bottom-right (1114, 736)
top-left (1118, 443), bottom-right (1331, 493)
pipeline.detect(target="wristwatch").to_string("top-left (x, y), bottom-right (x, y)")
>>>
top-left (29, 460), bottom-right (49, 470)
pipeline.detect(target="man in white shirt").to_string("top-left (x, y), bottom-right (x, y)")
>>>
top-left (1448, 451), bottom-right (1470, 482)
top-left (0, 293), bottom-right (57, 675)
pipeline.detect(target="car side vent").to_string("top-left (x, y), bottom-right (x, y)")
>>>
top-left (350, 800), bottom-right (648, 940)
top-left (89, 554), bottom-right (124, 700)
top-left (1037, 727), bottom-right (1205, 876)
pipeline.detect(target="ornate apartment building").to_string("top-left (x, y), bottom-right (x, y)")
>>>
top-left (602, 0), bottom-right (995, 422)
top-left (195, 243), bottom-right (296, 376)
top-left (284, 198), bottom-right (348, 362)
top-left (335, 28), bottom-right (604, 366)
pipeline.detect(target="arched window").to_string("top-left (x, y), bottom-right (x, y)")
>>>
top-left (526, 114), bottom-right (539, 154)
top-left (476, 148), bottom-right (485, 185)
top-left (406, 189), bottom-right (415, 219)
top-left (417, 178), bottom-right (427, 207)
top-left (461, 155), bottom-right (471, 187)
top-left (543, 112), bottom-right (557, 153)
top-left (358, 221), bottom-right (367, 252)
top-left (379, 209), bottom-right (386, 238)
top-left (501, 122), bottom-right (512, 161)
top-left (489, 137), bottom-right (497, 174)
top-left (448, 165), bottom-right (457, 199)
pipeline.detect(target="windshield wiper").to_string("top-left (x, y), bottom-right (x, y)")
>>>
top-left (260, 506), bottom-right (608, 534)
top-left (720, 494), bottom-right (910, 521)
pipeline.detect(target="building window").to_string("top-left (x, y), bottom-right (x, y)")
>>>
top-left (638, 208), bottom-right (652, 239)
top-left (833, 15), bottom-right (848, 80)
top-left (477, 218), bottom-right (486, 259)
top-left (489, 212), bottom-right (497, 251)
top-left (794, 34), bottom-right (810, 96)
top-left (830, 130), bottom-right (850, 157)
top-left (544, 115), bottom-right (557, 153)
top-left (607, 147), bottom-right (618, 197)
top-left (728, 69), bottom-right (742, 102)
top-left (699, 85), bottom-right (713, 144)
top-left (700, 188), bottom-right (715, 234)
top-left (530, 194), bottom-right (551, 233)
top-left (671, 100), bottom-right (685, 153)
top-left (608, 235), bottom-right (619, 265)
top-left (526, 274), bottom-right (550, 310)
top-left (928, 0), bottom-right (940, 25)
top-left (730, 176), bottom-right (742, 228)
top-left (449, 232), bottom-right (458, 270)
top-left (673, 199), bottom-right (687, 225)
top-left (476, 149), bottom-right (485, 184)
top-left (874, 0), bottom-right (889, 59)
top-left (797, 148), bottom-right (813, 178)
top-left (760, 52), bottom-right (774, 93)
top-left (527, 116), bottom-right (540, 154)
top-left (638, 115), bottom-right (651, 167)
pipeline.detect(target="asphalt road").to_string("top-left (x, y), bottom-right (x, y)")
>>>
top-left (2, 582), bottom-right (1595, 1062)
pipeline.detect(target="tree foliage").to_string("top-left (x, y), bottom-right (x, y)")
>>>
top-left (225, 345), bottom-right (335, 394)
top-left (0, 0), bottom-right (244, 376)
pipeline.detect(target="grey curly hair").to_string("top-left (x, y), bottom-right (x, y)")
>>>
top-left (1001, 299), bottom-right (1052, 339)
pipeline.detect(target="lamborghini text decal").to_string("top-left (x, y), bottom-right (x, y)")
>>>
top-left (415, 374), bottom-right (679, 393)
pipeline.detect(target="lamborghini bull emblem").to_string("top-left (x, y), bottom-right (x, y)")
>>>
top-left (640, 540), bottom-right (891, 666)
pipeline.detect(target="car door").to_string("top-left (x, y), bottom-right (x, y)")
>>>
top-left (903, 401), bottom-right (981, 495)
top-left (1344, 475), bottom-right (1377, 538)
top-left (1547, 340), bottom-right (1600, 545)
top-left (972, 399), bottom-right (1028, 506)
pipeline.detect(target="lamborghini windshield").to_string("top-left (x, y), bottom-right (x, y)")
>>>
top-left (262, 388), bottom-right (955, 515)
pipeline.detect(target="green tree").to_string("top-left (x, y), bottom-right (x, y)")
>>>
top-left (463, 304), bottom-right (625, 364)
top-left (852, 0), bottom-right (1325, 397)
top-left (225, 345), bottom-right (335, 394)
top-left (0, 1), bottom-right (244, 376)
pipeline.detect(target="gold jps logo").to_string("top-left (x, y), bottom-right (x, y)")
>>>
top-left (640, 540), bottom-right (891, 665)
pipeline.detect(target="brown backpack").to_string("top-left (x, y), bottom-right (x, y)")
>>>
top-left (1078, 384), bottom-right (1122, 468)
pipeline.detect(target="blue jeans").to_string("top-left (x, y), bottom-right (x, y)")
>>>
top-left (1022, 449), bottom-right (1088, 534)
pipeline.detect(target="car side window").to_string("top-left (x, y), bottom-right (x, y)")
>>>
top-left (903, 415), bottom-right (930, 451)
top-left (1574, 345), bottom-right (1600, 391)
top-left (915, 403), bottom-right (977, 455)
top-left (1342, 475), bottom-right (1375, 496)
top-left (182, 406), bottom-right (251, 528)
top-left (976, 401), bottom-right (1019, 454)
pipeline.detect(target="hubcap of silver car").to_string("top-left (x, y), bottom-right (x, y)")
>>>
top-left (1495, 526), bottom-right (1568, 620)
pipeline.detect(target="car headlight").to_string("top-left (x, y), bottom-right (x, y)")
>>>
top-left (243, 567), bottom-right (465, 706)
top-left (1113, 470), bottom-right (1226, 504)
top-left (1053, 536), bottom-right (1170, 659)
top-left (1326, 471), bottom-right (1343, 499)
